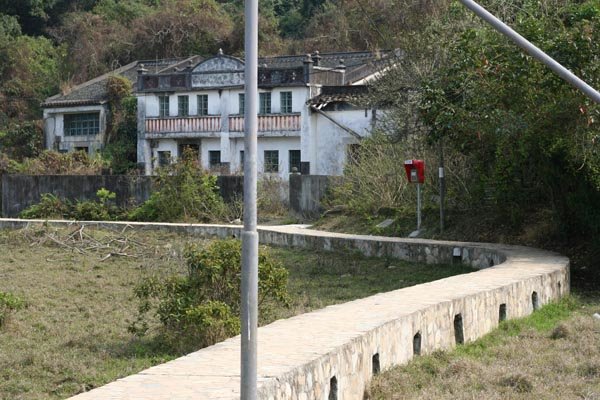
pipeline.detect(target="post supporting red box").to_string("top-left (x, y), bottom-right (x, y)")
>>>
top-left (404, 159), bottom-right (425, 184)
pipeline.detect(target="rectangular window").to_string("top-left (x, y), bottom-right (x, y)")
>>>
top-left (280, 91), bottom-right (293, 114)
top-left (264, 150), bottom-right (279, 173)
top-left (240, 150), bottom-right (244, 171)
top-left (259, 92), bottom-right (271, 114)
top-left (197, 94), bottom-right (208, 116)
top-left (159, 96), bottom-right (170, 117)
top-left (209, 150), bottom-right (221, 168)
top-left (178, 95), bottom-right (189, 117)
top-left (289, 150), bottom-right (301, 172)
top-left (239, 93), bottom-right (245, 115)
top-left (157, 150), bottom-right (171, 167)
top-left (64, 113), bottom-right (100, 136)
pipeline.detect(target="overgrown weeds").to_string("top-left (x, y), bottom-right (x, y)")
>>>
top-left (369, 297), bottom-right (600, 399)
top-left (0, 291), bottom-right (24, 328)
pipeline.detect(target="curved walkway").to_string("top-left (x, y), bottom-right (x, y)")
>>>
top-left (0, 220), bottom-right (569, 400)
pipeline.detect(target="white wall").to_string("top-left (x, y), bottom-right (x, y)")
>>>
top-left (313, 109), bottom-right (373, 176)
top-left (43, 104), bottom-right (108, 155)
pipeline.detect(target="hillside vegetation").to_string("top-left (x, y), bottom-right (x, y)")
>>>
top-left (2, 0), bottom-right (600, 282)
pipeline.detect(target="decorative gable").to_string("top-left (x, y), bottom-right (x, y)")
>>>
top-left (192, 54), bottom-right (245, 88)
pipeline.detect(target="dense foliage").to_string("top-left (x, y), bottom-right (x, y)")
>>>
top-left (419, 0), bottom-right (600, 236)
top-left (129, 149), bottom-right (227, 222)
top-left (130, 239), bottom-right (289, 350)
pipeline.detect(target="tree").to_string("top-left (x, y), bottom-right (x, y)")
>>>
top-left (419, 0), bottom-right (600, 234)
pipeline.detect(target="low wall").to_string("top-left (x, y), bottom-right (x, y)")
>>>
top-left (0, 219), bottom-right (569, 400)
top-left (1, 175), bottom-right (244, 217)
top-left (289, 174), bottom-right (336, 217)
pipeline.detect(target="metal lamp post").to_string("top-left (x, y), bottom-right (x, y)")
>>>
top-left (241, 0), bottom-right (258, 399)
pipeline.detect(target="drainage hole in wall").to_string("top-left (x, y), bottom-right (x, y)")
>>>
top-left (454, 314), bottom-right (464, 345)
top-left (413, 332), bottom-right (422, 356)
top-left (532, 291), bottom-right (539, 311)
top-left (328, 376), bottom-right (338, 400)
top-left (558, 282), bottom-right (562, 296)
top-left (499, 303), bottom-right (507, 322)
top-left (372, 353), bottom-right (380, 375)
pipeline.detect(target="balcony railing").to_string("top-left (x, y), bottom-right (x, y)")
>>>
top-left (145, 116), bottom-right (221, 134)
top-left (229, 113), bottom-right (301, 132)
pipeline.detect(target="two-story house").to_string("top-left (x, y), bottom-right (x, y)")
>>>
top-left (43, 50), bottom-right (396, 179)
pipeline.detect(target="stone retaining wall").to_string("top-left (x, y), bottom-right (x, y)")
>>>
top-left (0, 219), bottom-right (569, 400)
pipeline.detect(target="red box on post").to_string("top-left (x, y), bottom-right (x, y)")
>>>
top-left (404, 159), bottom-right (425, 184)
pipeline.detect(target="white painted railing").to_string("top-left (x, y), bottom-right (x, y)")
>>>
top-left (229, 113), bottom-right (301, 132)
top-left (145, 116), bottom-right (221, 133)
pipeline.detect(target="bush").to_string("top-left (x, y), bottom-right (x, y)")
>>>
top-left (20, 193), bottom-right (70, 219)
top-left (20, 188), bottom-right (122, 221)
top-left (0, 291), bottom-right (24, 328)
top-left (72, 188), bottom-right (120, 221)
top-left (129, 149), bottom-right (226, 222)
top-left (130, 239), bottom-right (289, 350)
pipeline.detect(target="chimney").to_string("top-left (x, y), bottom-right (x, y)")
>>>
top-left (137, 64), bottom-right (148, 91)
top-left (303, 53), bottom-right (314, 83)
top-left (312, 50), bottom-right (322, 67)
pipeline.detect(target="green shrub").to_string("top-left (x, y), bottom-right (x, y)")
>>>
top-left (130, 239), bottom-right (289, 350)
top-left (20, 188), bottom-right (122, 221)
top-left (0, 291), bottom-right (24, 328)
top-left (129, 149), bottom-right (226, 222)
top-left (20, 193), bottom-right (70, 219)
top-left (72, 188), bottom-right (120, 221)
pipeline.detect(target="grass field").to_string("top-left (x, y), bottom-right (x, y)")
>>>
top-left (0, 224), bottom-right (474, 400)
top-left (367, 296), bottom-right (600, 400)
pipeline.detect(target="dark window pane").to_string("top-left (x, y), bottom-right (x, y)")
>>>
top-left (264, 150), bottom-right (279, 173)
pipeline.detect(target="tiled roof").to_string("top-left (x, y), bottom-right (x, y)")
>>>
top-left (43, 50), bottom-right (399, 108)
top-left (309, 85), bottom-right (369, 107)
top-left (42, 58), bottom-right (191, 107)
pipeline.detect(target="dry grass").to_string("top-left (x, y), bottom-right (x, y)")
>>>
top-left (0, 225), bottom-right (473, 400)
top-left (369, 297), bottom-right (600, 400)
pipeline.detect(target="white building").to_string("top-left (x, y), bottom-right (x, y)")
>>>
top-left (43, 50), bottom-right (396, 179)
top-left (42, 58), bottom-right (199, 155)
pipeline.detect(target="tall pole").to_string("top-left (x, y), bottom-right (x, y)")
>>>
top-left (416, 183), bottom-right (422, 231)
top-left (438, 139), bottom-right (445, 233)
top-left (458, 0), bottom-right (600, 104)
top-left (241, 0), bottom-right (258, 398)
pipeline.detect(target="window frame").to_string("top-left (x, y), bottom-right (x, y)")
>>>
top-left (239, 93), bottom-right (245, 115)
top-left (159, 95), bottom-right (170, 117)
top-left (259, 92), bottom-right (271, 114)
top-left (264, 150), bottom-right (279, 173)
top-left (197, 94), bottom-right (208, 116)
top-left (157, 150), bottom-right (171, 167)
top-left (280, 91), bottom-right (293, 114)
top-left (63, 112), bottom-right (100, 136)
top-left (178, 95), bottom-right (189, 117)
top-left (289, 149), bottom-right (301, 173)
top-left (209, 150), bottom-right (222, 168)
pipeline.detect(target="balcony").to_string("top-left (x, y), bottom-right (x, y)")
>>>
top-left (145, 116), bottom-right (221, 134)
top-left (229, 113), bottom-right (301, 132)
